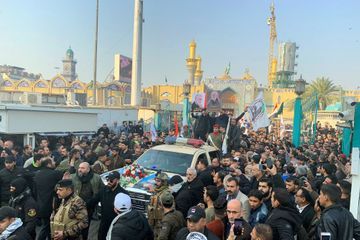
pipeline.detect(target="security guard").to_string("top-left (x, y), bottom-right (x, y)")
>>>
top-left (9, 177), bottom-right (38, 239)
top-left (157, 191), bottom-right (186, 240)
top-left (50, 179), bottom-right (88, 240)
top-left (147, 172), bottom-right (169, 238)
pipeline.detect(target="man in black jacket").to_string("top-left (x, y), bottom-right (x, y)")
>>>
top-left (294, 187), bottom-right (315, 232)
top-left (108, 192), bottom-right (153, 240)
top-left (89, 171), bottom-right (128, 240)
top-left (196, 158), bottom-right (213, 187)
top-left (175, 167), bottom-right (204, 218)
top-left (176, 206), bottom-right (219, 240)
top-left (33, 158), bottom-right (63, 240)
top-left (0, 156), bottom-right (24, 206)
top-left (318, 184), bottom-right (360, 240)
top-left (265, 188), bottom-right (303, 240)
top-left (192, 110), bottom-right (211, 141)
top-left (9, 177), bottom-right (38, 239)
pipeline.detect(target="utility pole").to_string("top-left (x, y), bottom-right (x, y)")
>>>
top-left (93, 0), bottom-right (99, 105)
top-left (131, 0), bottom-right (143, 106)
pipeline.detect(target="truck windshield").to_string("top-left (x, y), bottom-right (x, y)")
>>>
top-left (136, 149), bottom-right (193, 175)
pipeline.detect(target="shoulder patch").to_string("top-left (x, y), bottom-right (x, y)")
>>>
top-left (27, 209), bottom-right (36, 217)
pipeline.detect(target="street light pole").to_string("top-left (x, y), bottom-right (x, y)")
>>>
top-left (92, 0), bottom-right (99, 105)
top-left (183, 81), bottom-right (191, 131)
top-left (292, 76), bottom-right (306, 147)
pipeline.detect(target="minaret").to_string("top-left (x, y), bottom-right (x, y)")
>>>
top-left (62, 46), bottom-right (77, 82)
top-left (131, 0), bottom-right (143, 107)
top-left (186, 40), bottom-right (197, 85)
top-left (194, 56), bottom-right (203, 85)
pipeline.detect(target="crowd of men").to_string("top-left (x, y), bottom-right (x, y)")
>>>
top-left (0, 111), bottom-right (358, 240)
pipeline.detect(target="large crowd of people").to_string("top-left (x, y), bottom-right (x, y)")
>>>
top-left (0, 110), bottom-right (358, 240)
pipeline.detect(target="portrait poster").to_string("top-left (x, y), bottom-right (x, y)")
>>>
top-left (191, 93), bottom-right (206, 111)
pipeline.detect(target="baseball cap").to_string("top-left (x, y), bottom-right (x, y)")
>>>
top-left (186, 206), bottom-right (205, 222)
top-left (160, 191), bottom-right (174, 206)
top-left (0, 206), bottom-right (16, 221)
top-left (106, 171), bottom-right (121, 181)
top-left (114, 193), bottom-right (131, 212)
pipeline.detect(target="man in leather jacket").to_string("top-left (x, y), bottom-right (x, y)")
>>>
top-left (318, 184), bottom-right (360, 240)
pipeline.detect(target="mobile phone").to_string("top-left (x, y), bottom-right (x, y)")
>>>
top-left (266, 158), bottom-right (273, 169)
top-left (320, 232), bottom-right (331, 240)
top-left (233, 218), bottom-right (243, 236)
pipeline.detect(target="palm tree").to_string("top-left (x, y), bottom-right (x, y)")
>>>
top-left (307, 77), bottom-right (339, 110)
top-left (285, 77), bottom-right (339, 111)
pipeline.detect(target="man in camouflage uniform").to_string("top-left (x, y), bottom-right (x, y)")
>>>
top-left (50, 179), bottom-right (88, 240)
top-left (157, 191), bottom-right (186, 240)
top-left (147, 172), bottom-right (169, 238)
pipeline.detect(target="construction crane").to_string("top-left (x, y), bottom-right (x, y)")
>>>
top-left (267, 2), bottom-right (277, 88)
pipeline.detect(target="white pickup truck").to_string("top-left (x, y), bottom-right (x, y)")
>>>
top-left (101, 138), bottom-right (220, 213)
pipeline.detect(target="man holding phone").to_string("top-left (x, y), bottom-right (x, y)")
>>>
top-left (225, 199), bottom-right (251, 240)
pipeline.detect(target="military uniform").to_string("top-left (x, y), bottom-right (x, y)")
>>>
top-left (9, 188), bottom-right (38, 238)
top-left (207, 132), bottom-right (223, 150)
top-left (50, 193), bottom-right (88, 240)
top-left (157, 209), bottom-right (186, 240)
top-left (147, 173), bottom-right (170, 239)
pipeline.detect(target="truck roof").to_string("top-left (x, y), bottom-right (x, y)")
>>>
top-left (151, 143), bottom-right (218, 155)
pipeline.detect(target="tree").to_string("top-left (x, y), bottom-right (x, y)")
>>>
top-left (307, 77), bottom-right (339, 110)
top-left (285, 77), bottom-right (339, 111)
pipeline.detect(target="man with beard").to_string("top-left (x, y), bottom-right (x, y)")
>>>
top-left (225, 177), bottom-right (250, 221)
top-left (51, 179), bottom-right (88, 240)
top-left (175, 168), bottom-right (204, 218)
top-left (9, 177), bottom-right (38, 238)
top-left (57, 148), bottom-right (82, 173)
top-left (89, 171), bottom-right (128, 240)
top-left (34, 157), bottom-right (63, 240)
top-left (71, 162), bottom-right (103, 239)
top-left (258, 177), bottom-right (273, 210)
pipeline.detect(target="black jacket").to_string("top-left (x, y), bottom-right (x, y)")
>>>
top-left (300, 204), bottom-right (315, 232)
top-left (317, 204), bottom-right (360, 240)
top-left (192, 113), bottom-right (211, 134)
top-left (33, 167), bottom-right (63, 218)
top-left (6, 225), bottom-right (32, 240)
top-left (9, 188), bottom-right (38, 238)
top-left (110, 209), bottom-right (153, 240)
top-left (198, 167), bottom-right (213, 187)
top-left (89, 184), bottom-right (128, 240)
top-left (176, 227), bottom-right (220, 240)
top-left (265, 206), bottom-right (303, 240)
top-left (175, 177), bottom-right (204, 218)
top-left (0, 167), bottom-right (25, 204)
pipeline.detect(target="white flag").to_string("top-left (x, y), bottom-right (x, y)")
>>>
top-left (247, 92), bottom-right (270, 131)
top-left (150, 122), bottom-right (157, 142)
top-left (222, 117), bottom-right (231, 155)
